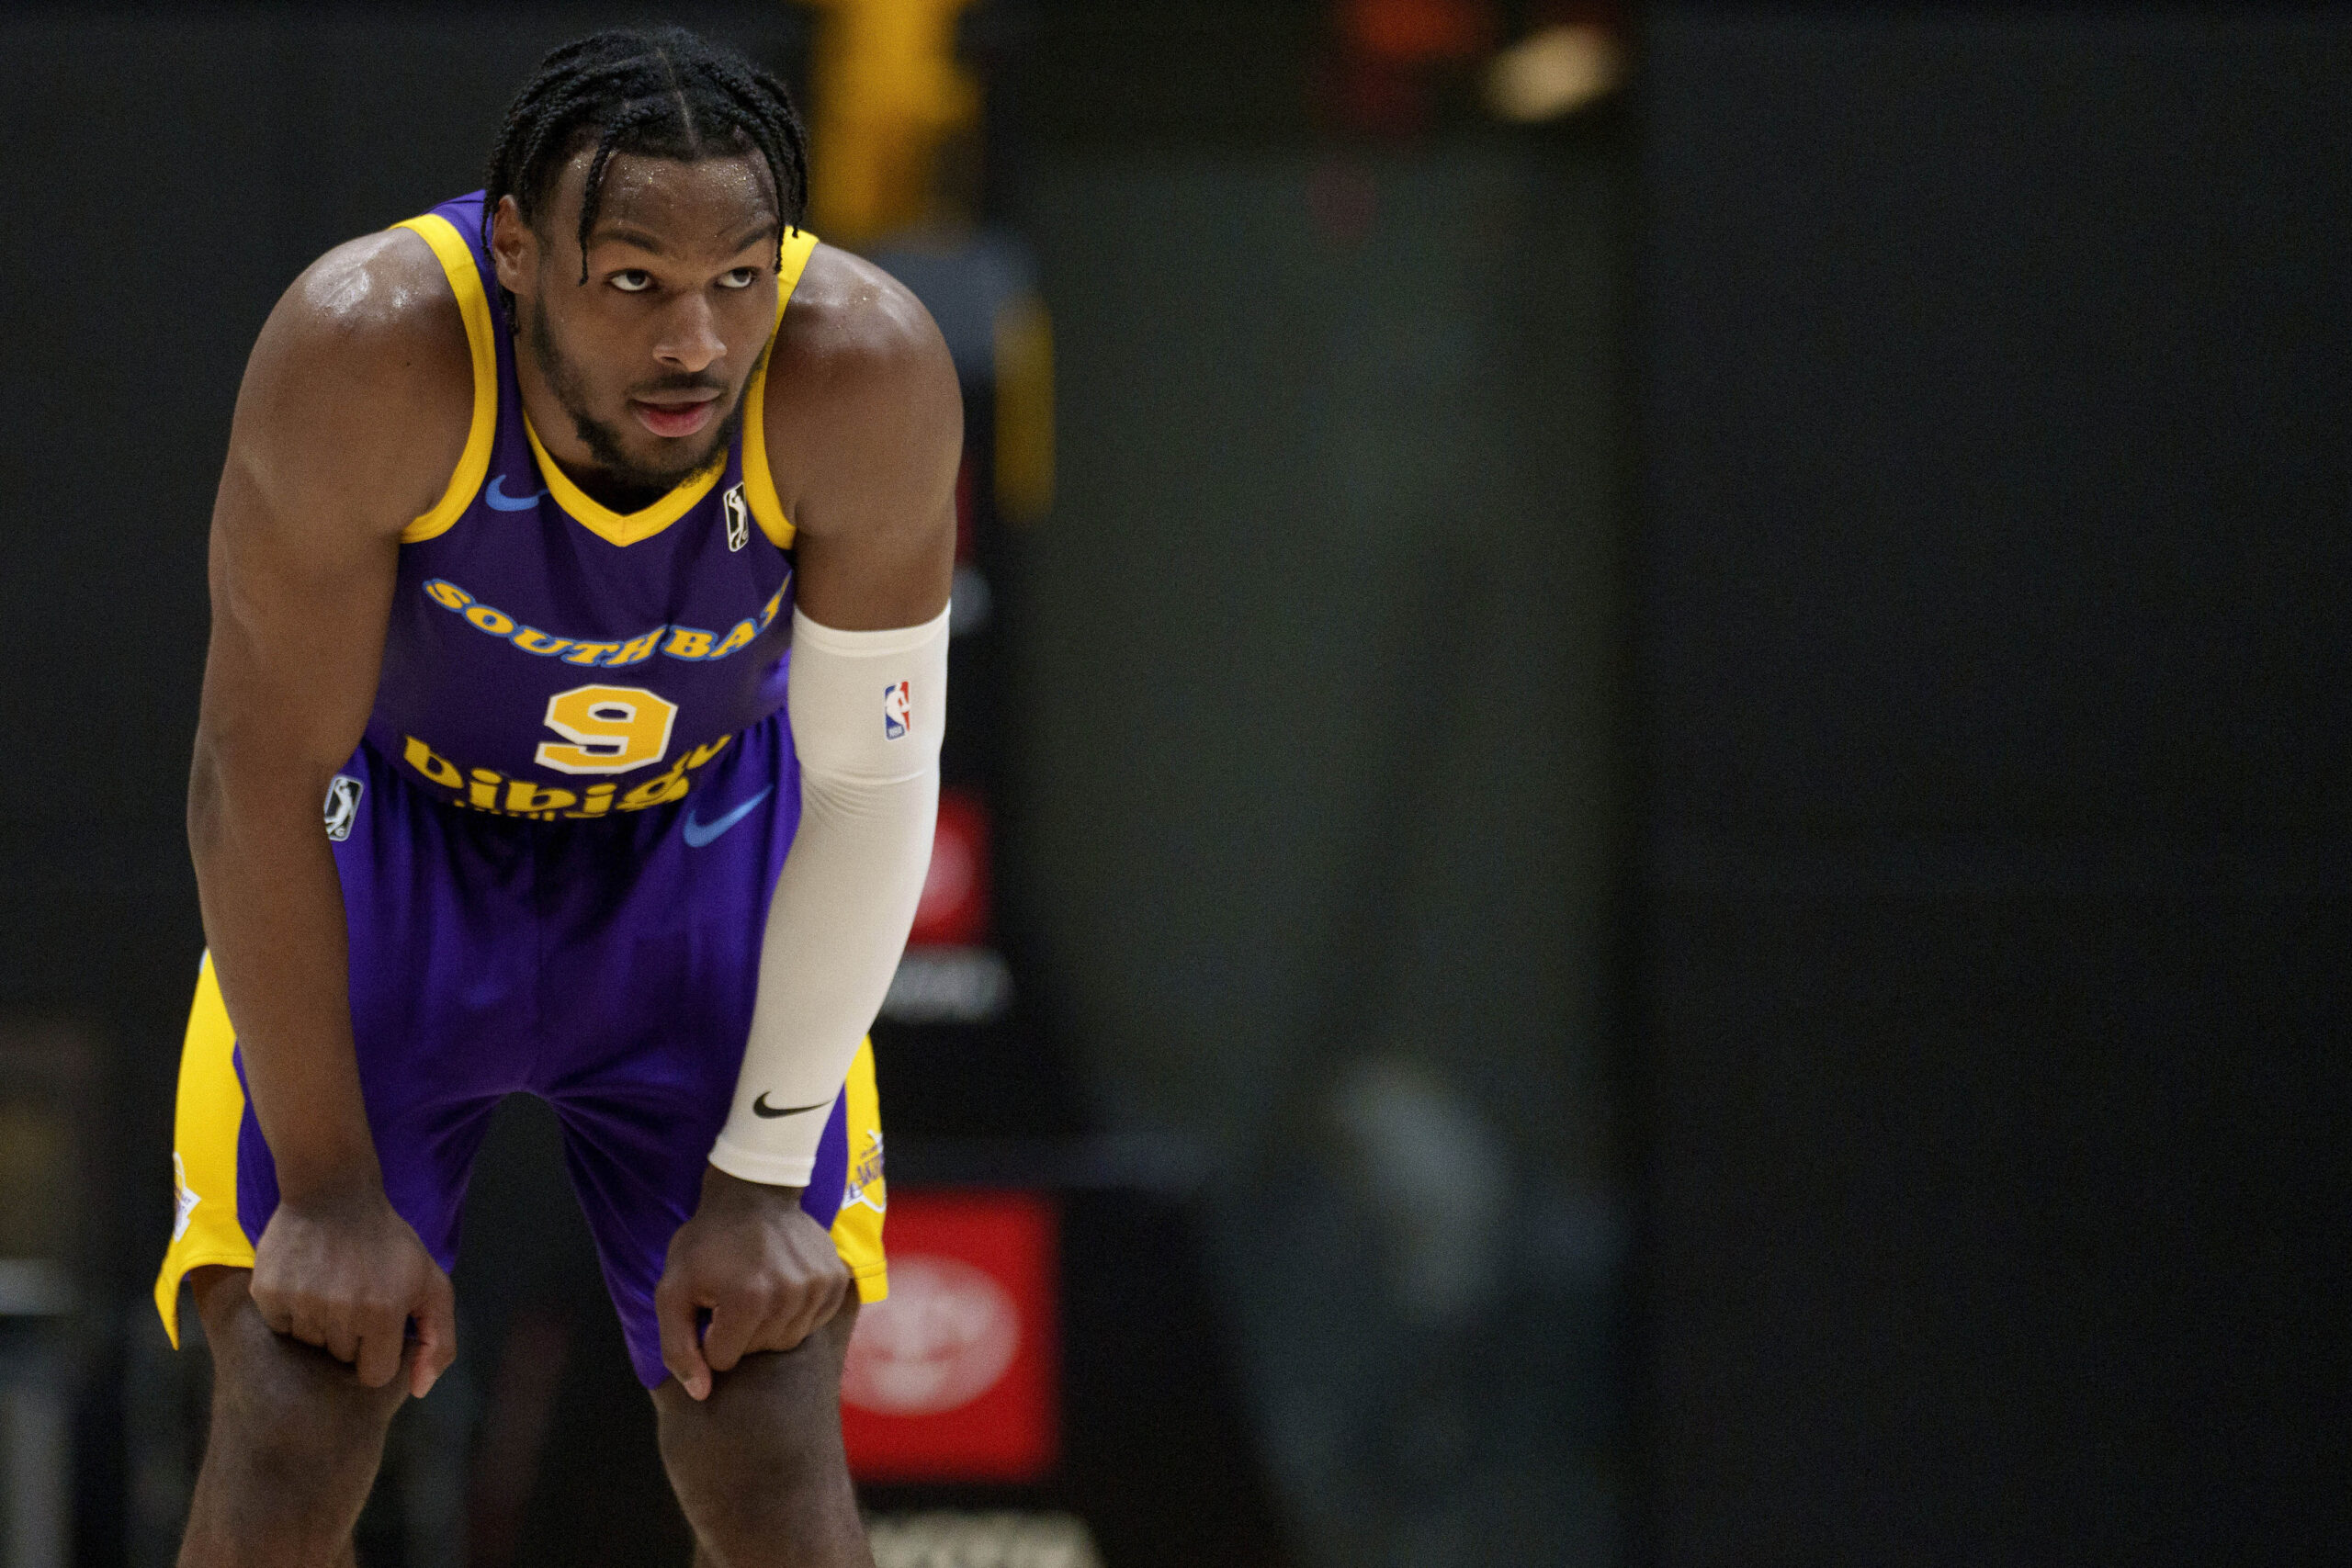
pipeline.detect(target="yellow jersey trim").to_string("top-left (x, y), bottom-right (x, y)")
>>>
top-left (524, 414), bottom-right (724, 547)
top-left (390, 215), bottom-right (499, 545)
top-left (741, 228), bottom-right (822, 551)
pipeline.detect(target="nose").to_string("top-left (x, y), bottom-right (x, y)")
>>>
top-left (654, 292), bottom-right (724, 376)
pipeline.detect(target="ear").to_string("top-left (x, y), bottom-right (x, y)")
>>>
top-left (489, 196), bottom-right (537, 296)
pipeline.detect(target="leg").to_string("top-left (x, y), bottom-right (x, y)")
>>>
top-left (651, 1300), bottom-right (872, 1568)
top-left (176, 1266), bottom-right (409, 1568)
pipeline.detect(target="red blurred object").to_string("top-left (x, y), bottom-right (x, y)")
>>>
top-left (1323, 0), bottom-right (1496, 135)
top-left (1340, 0), bottom-right (1494, 62)
top-left (908, 787), bottom-right (990, 947)
top-left (840, 1190), bottom-right (1059, 1482)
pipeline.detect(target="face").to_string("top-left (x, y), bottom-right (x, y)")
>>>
top-left (492, 148), bottom-right (781, 497)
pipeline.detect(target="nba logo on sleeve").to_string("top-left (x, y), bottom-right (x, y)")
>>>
top-left (883, 682), bottom-right (911, 740)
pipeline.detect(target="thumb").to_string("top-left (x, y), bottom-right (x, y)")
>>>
top-left (655, 1273), bottom-right (713, 1401)
top-left (409, 1268), bottom-right (458, 1399)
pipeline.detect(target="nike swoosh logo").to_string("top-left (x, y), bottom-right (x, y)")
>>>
top-left (681, 786), bottom-right (771, 847)
top-left (484, 475), bottom-right (549, 511)
top-left (752, 1093), bottom-right (833, 1119)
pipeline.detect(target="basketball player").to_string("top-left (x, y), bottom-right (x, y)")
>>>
top-left (152, 28), bottom-right (954, 1565)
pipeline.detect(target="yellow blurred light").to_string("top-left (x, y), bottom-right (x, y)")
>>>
top-left (801, 0), bottom-right (982, 243)
top-left (992, 292), bottom-right (1055, 525)
top-left (1484, 24), bottom-right (1623, 123)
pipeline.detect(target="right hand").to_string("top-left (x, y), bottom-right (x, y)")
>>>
top-left (249, 1188), bottom-right (456, 1397)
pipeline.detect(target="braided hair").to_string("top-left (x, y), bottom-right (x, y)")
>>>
top-left (482, 27), bottom-right (810, 281)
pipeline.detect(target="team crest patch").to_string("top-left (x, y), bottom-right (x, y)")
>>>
top-left (723, 484), bottom-right (750, 551)
top-left (883, 681), bottom-right (911, 740)
top-left (322, 774), bottom-right (363, 841)
top-left (842, 1129), bottom-right (887, 1216)
top-left (172, 1153), bottom-right (200, 1243)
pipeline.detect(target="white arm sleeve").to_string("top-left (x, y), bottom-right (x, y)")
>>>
top-left (707, 604), bottom-right (948, 1186)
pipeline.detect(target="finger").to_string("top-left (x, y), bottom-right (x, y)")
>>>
top-left (327, 1314), bottom-right (364, 1369)
top-left (771, 1283), bottom-right (825, 1356)
top-left (819, 1269), bottom-right (852, 1333)
top-left (786, 1269), bottom-right (850, 1353)
top-left (654, 1278), bottom-right (712, 1401)
top-left (354, 1314), bottom-right (403, 1389)
top-left (409, 1270), bottom-right (458, 1399)
top-left (701, 1289), bottom-right (766, 1374)
top-left (286, 1300), bottom-right (329, 1349)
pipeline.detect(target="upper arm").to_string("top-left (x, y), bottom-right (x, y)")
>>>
top-left (198, 230), bottom-right (472, 784)
top-left (761, 250), bottom-right (962, 632)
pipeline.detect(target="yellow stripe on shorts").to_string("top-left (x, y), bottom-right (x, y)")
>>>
top-left (153, 954), bottom-right (256, 1348)
top-left (834, 1037), bottom-right (889, 1304)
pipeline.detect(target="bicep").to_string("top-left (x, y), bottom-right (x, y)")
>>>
top-left (786, 316), bottom-right (962, 633)
top-left (198, 448), bottom-right (401, 779)
top-left (197, 276), bottom-right (456, 780)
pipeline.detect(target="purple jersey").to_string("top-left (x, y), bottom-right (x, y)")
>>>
top-left (363, 192), bottom-right (821, 821)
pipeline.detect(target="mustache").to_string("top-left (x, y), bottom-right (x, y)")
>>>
top-left (628, 374), bottom-right (729, 399)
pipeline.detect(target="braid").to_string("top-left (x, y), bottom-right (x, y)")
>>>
top-left (482, 27), bottom-right (810, 283)
top-left (576, 96), bottom-right (676, 265)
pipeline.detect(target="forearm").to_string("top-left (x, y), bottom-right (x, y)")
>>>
top-left (709, 605), bottom-right (948, 1185)
top-left (178, 225), bottom-right (448, 1219)
top-left (712, 768), bottom-right (937, 1183)
top-left (189, 740), bottom-right (379, 1202)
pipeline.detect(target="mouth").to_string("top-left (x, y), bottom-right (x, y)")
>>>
top-left (628, 389), bottom-right (723, 440)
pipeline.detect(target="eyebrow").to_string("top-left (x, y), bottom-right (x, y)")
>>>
top-left (585, 220), bottom-right (783, 260)
top-left (724, 218), bottom-right (783, 253)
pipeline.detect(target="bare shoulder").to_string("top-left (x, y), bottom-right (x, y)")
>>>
top-left (772, 243), bottom-right (955, 389)
top-left (231, 228), bottom-right (474, 533)
top-left (763, 245), bottom-right (962, 530)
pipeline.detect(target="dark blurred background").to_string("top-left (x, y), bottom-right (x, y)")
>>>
top-left (0, 4), bottom-right (2346, 1566)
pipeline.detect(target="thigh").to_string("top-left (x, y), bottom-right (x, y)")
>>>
top-left (248, 742), bottom-right (529, 1265)
top-left (523, 725), bottom-right (793, 1378)
top-left (529, 707), bottom-right (801, 1100)
top-left (155, 950), bottom-right (503, 1354)
top-left (529, 714), bottom-right (890, 1390)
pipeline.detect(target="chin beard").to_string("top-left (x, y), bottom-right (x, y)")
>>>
top-left (526, 297), bottom-right (740, 506)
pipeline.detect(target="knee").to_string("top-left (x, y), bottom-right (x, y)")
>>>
top-left (661, 1368), bottom-right (846, 1513)
top-left (194, 1269), bottom-right (405, 1488)
top-left (656, 1329), bottom-right (863, 1555)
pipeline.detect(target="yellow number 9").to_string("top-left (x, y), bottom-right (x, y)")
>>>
top-left (536, 685), bottom-right (680, 774)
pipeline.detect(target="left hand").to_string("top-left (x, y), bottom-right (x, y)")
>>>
top-left (654, 1164), bottom-right (852, 1401)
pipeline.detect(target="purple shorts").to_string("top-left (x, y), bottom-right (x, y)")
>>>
top-left (154, 708), bottom-right (889, 1389)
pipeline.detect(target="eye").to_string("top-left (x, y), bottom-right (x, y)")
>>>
top-left (718, 267), bottom-right (760, 289)
top-left (609, 269), bottom-right (653, 294)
